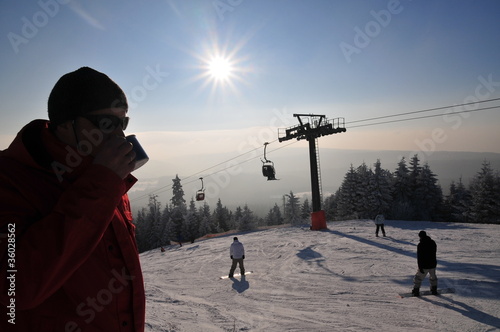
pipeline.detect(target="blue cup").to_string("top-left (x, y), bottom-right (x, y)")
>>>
top-left (126, 134), bottom-right (149, 170)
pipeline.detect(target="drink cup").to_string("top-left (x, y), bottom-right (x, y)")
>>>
top-left (126, 134), bottom-right (149, 170)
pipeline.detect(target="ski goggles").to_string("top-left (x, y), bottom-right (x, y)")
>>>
top-left (80, 114), bottom-right (129, 131)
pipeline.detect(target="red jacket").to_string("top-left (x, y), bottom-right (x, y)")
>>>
top-left (0, 120), bottom-right (145, 331)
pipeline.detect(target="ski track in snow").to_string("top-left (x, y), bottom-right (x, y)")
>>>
top-left (140, 220), bottom-right (500, 332)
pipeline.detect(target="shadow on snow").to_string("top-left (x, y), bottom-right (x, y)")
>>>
top-left (231, 276), bottom-right (249, 293)
top-left (319, 227), bottom-right (500, 330)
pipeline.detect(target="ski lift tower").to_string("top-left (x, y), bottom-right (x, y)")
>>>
top-left (278, 114), bottom-right (346, 230)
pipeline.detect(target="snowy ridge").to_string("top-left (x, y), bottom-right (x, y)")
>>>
top-left (141, 220), bottom-right (500, 331)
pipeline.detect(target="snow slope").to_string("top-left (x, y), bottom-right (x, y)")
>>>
top-left (140, 220), bottom-right (500, 331)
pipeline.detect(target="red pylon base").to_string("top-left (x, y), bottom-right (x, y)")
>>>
top-left (310, 210), bottom-right (327, 230)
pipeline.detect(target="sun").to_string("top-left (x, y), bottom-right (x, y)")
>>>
top-left (207, 56), bottom-right (233, 81)
top-left (188, 41), bottom-right (252, 97)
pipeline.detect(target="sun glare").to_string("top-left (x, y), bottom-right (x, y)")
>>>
top-left (207, 56), bottom-right (233, 81)
top-left (189, 40), bottom-right (252, 97)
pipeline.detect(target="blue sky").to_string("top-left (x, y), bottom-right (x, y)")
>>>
top-left (1, 0), bottom-right (500, 202)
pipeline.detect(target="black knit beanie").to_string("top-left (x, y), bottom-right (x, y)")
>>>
top-left (48, 67), bottom-right (128, 127)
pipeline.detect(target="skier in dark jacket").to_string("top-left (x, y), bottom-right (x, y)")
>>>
top-left (412, 231), bottom-right (438, 296)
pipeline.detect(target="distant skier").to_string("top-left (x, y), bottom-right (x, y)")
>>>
top-left (228, 237), bottom-right (245, 278)
top-left (374, 213), bottom-right (386, 237)
top-left (412, 231), bottom-right (438, 296)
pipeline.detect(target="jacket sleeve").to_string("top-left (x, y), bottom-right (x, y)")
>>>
top-left (0, 164), bottom-right (126, 310)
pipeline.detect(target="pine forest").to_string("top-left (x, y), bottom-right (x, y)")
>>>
top-left (133, 155), bottom-right (500, 253)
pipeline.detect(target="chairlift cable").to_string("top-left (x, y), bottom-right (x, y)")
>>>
top-left (347, 105), bottom-right (500, 129)
top-left (131, 141), bottom-right (279, 202)
top-left (130, 99), bottom-right (499, 203)
top-left (347, 97), bottom-right (500, 125)
top-left (131, 140), bottom-right (294, 202)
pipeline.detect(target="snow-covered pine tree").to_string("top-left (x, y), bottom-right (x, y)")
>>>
top-left (198, 202), bottom-right (214, 236)
top-left (445, 177), bottom-right (472, 223)
top-left (182, 198), bottom-right (200, 243)
top-left (233, 206), bottom-right (243, 230)
top-left (170, 175), bottom-right (186, 243)
top-left (414, 163), bottom-right (443, 220)
top-left (355, 162), bottom-right (376, 218)
top-left (266, 203), bottom-right (284, 225)
top-left (133, 208), bottom-right (149, 253)
top-left (336, 164), bottom-right (359, 219)
top-left (133, 195), bottom-right (163, 252)
top-left (469, 161), bottom-right (500, 223)
top-left (301, 198), bottom-right (311, 220)
top-left (147, 195), bottom-right (163, 249)
top-left (285, 191), bottom-right (301, 225)
top-left (371, 159), bottom-right (392, 217)
top-left (238, 205), bottom-right (257, 231)
top-left (169, 206), bottom-right (184, 243)
top-left (323, 190), bottom-right (339, 221)
top-left (213, 198), bottom-right (231, 232)
top-left (391, 157), bottom-right (414, 220)
top-left (161, 205), bottom-right (172, 246)
top-left (171, 175), bottom-right (186, 209)
top-left (409, 154), bottom-right (422, 192)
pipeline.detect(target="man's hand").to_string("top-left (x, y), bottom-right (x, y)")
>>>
top-left (93, 136), bottom-right (136, 179)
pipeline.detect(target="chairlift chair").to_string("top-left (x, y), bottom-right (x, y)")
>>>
top-left (196, 177), bottom-right (205, 201)
top-left (261, 142), bottom-right (278, 181)
top-left (262, 161), bottom-right (277, 180)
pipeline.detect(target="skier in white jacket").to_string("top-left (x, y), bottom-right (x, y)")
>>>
top-left (229, 237), bottom-right (245, 278)
top-left (374, 214), bottom-right (386, 237)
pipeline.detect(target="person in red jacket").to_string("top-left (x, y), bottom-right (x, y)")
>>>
top-left (0, 67), bottom-right (146, 331)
